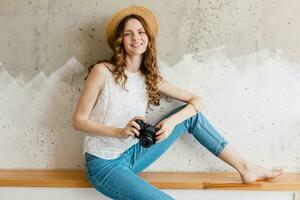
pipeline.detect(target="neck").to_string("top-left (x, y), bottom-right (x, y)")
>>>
top-left (125, 54), bottom-right (143, 73)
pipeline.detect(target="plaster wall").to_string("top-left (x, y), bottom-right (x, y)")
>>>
top-left (0, 1), bottom-right (299, 172)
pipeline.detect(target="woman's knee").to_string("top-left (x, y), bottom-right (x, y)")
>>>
top-left (182, 111), bottom-right (201, 133)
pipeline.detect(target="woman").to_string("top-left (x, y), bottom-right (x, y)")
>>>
top-left (73, 5), bottom-right (282, 200)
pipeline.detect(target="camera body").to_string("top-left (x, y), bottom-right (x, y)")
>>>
top-left (134, 119), bottom-right (159, 148)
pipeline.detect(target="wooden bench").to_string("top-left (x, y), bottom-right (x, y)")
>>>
top-left (0, 170), bottom-right (299, 191)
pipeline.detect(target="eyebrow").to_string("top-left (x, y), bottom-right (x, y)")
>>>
top-left (124, 28), bottom-right (145, 32)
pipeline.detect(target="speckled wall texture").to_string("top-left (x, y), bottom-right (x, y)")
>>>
top-left (0, 1), bottom-right (299, 172)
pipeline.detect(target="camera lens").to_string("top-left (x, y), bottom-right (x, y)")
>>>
top-left (140, 135), bottom-right (153, 148)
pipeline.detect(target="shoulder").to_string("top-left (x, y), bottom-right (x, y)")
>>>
top-left (90, 62), bottom-right (117, 78)
top-left (102, 61), bottom-right (116, 72)
top-left (85, 62), bottom-right (112, 90)
top-left (91, 62), bottom-right (110, 76)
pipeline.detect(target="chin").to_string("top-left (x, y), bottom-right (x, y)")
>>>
top-left (129, 49), bottom-right (147, 55)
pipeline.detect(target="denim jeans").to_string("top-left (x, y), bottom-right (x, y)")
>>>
top-left (84, 104), bottom-right (228, 200)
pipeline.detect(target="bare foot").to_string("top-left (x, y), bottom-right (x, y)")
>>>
top-left (240, 163), bottom-right (283, 184)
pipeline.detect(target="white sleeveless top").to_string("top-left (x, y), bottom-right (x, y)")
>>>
top-left (83, 66), bottom-right (148, 159)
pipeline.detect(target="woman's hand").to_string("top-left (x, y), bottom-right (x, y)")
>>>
top-left (116, 116), bottom-right (145, 139)
top-left (155, 118), bottom-right (177, 143)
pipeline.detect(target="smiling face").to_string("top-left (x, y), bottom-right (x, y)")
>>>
top-left (122, 18), bottom-right (149, 56)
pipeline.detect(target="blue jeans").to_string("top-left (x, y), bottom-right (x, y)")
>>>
top-left (84, 104), bottom-right (228, 200)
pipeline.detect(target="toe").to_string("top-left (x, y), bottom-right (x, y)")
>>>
top-left (267, 169), bottom-right (283, 179)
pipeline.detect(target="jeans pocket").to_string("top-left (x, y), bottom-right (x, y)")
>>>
top-left (85, 152), bottom-right (99, 162)
top-left (84, 153), bottom-right (101, 182)
top-left (84, 160), bottom-right (93, 185)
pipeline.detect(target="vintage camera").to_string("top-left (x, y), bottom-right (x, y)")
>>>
top-left (134, 119), bottom-right (160, 148)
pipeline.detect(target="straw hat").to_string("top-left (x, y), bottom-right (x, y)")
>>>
top-left (106, 5), bottom-right (159, 50)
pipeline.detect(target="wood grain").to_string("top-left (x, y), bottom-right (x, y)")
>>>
top-left (0, 170), bottom-right (299, 190)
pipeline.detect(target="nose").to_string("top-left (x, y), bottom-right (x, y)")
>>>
top-left (132, 32), bottom-right (140, 41)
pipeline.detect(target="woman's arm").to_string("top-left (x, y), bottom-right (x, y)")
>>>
top-left (73, 63), bottom-right (121, 138)
top-left (157, 78), bottom-right (205, 126)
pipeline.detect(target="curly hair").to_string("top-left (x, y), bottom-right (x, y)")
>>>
top-left (86, 14), bottom-right (162, 106)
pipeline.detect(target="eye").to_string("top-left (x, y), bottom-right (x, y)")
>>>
top-left (138, 31), bottom-right (145, 34)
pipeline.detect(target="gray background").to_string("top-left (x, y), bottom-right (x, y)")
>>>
top-left (0, 0), bottom-right (299, 172)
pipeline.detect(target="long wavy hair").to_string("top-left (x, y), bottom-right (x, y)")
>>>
top-left (86, 14), bottom-right (162, 106)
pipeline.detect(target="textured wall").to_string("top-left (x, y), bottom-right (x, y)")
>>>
top-left (0, 1), bottom-right (299, 172)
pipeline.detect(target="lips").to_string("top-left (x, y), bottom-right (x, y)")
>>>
top-left (131, 43), bottom-right (143, 47)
